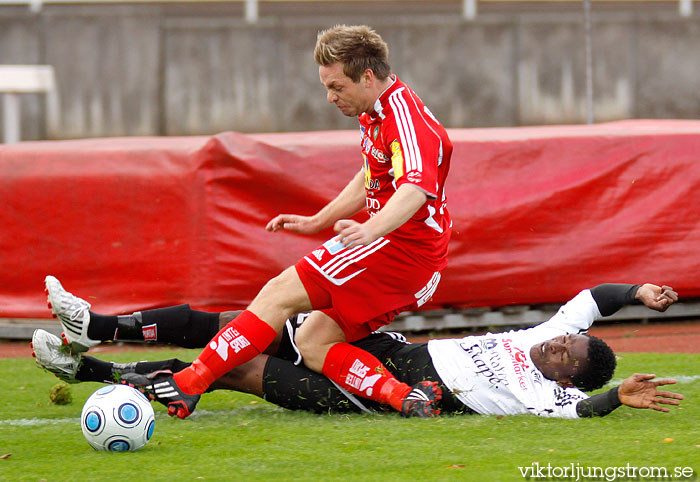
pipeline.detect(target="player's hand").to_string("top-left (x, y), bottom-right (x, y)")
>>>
top-left (333, 219), bottom-right (378, 248)
top-left (635, 284), bottom-right (678, 312)
top-left (266, 214), bottom-right (321, 234)
top-left (618, 373), bottom-right (683, 412)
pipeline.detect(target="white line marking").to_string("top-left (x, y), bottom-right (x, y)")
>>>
top-left (0, 417), bottom-right (79, 426)
top-left (607, 374), bottom-right (700, 386)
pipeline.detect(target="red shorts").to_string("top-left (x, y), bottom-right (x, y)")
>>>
top-left (294, 234), bottom-right (443, 341)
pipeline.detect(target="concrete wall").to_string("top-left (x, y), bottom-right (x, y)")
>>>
top-left (0, 4), bottom-right (698, 140)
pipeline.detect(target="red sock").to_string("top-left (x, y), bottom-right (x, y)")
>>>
top-left (322, 342), bottom-right (411, 412)
top-left (173, 310), bottom-right (277, 394)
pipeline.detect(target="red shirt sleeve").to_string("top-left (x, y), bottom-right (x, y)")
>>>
top-left (380, 87), bottom-right (444, 199)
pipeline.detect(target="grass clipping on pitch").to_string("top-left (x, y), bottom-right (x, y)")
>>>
top-left (1, 348), bottom-right (698, 481)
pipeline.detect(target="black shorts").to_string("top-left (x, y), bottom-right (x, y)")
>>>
top-left (262, 317), bottom-right (472, 415)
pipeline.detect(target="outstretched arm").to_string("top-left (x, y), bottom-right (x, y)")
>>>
top-left (634, 284), bottom-right (678, 312)
top-left (266, 169), bottom-right (366, 235)
top-left (576, 373), bottom-right (683, 417)
top-left (590, 283), bottom-right (677, 316)
top-left (617, 373), bottom-right (684, 412)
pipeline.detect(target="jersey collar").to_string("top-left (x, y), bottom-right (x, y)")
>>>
top-left (368, 74), bottom-right (400, 121)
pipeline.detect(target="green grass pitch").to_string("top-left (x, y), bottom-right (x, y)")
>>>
top-left (1, 349), bottom-right (698, 481)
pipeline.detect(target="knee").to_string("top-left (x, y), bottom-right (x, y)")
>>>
top-left (257, 271), bottom-right (296, 301)
top-left (295, 328), bottom-right (312, 355)
top-left (250, 269), bottom-right (310, 321)
top-left (255, 277), bottom-right (292, 316)
top-left (295, 331), bottom-right (326, 372)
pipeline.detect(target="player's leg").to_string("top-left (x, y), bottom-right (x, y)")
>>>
top-left (209, 321), bottom-right (379, 414)
top-left (125, 266), bottom-right (314, 417)
top-left (189, 316), bottom-right (379, 413)
top-left (295, 312), bottom-right (441, 417)
top-left (170, 266), bottom-right (311, 393)
top-left (258, 355), bottom-right (378, 414)
top-left (31, 328), bottom-right (190, 384)
top-left (31, 329), bottom-right (83, 383)
top-left (34, 306), bottom-right (289, 387)
top-left (45, 275), bottom-right (234, 351)
top-left (173, 267), bottom-right (312, 392)
top-left (45, 275), bottom-right (97, 351)
top-left (32, 326), bottom-right (260, 417)
top-left (90, 306), bottom-right (228, 347)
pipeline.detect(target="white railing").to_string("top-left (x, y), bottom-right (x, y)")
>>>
top-left (0, 0), bottom-right (692, 20)
top-left (0, 65), bottom-right (56, 144)
top-left (0, 0), bottom-right (480, 22)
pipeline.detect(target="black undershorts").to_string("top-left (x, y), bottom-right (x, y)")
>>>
top-left (262, 320), bottom-right (472, 415)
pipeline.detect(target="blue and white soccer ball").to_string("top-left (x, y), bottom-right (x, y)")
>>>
top-left (80, 384), bottom-right (155, 452)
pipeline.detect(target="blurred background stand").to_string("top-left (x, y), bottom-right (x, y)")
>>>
top-left (0, 65), bottom-right (56, 144)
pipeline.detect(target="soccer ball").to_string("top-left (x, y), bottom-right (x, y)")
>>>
top-left (80, 384), bottom-right (155, 452)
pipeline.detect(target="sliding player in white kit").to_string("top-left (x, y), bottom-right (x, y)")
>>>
top-left (427, 283), bottom-right (656, 418)
top-left (35, 280), bottom-right (683, 418)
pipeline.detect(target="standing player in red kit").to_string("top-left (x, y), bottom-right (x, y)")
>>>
top-left (76, 25), bottom-right (453, 418)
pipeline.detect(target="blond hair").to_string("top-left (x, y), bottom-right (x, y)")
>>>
top-left (314, 25), bottom-right (391, 82)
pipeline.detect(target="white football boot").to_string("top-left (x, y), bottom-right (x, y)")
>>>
top-left (45, 275), bottom-right (99, 352)
top-left (31, 329), bottom-right (81, 384)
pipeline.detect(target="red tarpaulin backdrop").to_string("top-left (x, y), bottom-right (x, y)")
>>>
top-left (1, 119), bottom-right (699, 318)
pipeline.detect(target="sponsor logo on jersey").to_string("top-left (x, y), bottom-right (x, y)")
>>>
top-left (373, 125), bottom-right (379, 139)
top-left (312, 248), bottom-right (325, 261)
top-left (142, 324), bottom-right (157, 341)
top-left (503, 338), bottom-right (529, 390)
top-left (406, 171), bottom-right (422, 183)
top-left (553, 386), bottom-right (585, 407)
top-left (362, 135), bottom-right (389, 163)
top-left (414, 272), bottom-right (441, 307)
top-left (390, 140), bottom-right (404, 179)
top-left (530, 368), bottom-right (543, 386)
top-left (366, 197), bottom-right (381, 211)
top-left (481, 338), bottom-right (498, 350)
top-left (423, 105), bottom-right (439, 124)
top-left (372, 147), bottom-right (389, 162)
top-left (460, 340), bottom-right (509, 388)
top-left (346, 359), bottom-right (382, 396)
top-left (210, 327), bottom-right (251, 361)
top-left (364, 158), bottom-right (381, 191)
top-left (364, 156), bottom-right (372, 188)
top-left (322, 236), bottom-right (346, 255)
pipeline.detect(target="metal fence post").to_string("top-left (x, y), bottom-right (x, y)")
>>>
top-left (583, 0), bottom-right (594, 124)
top-left (2, 93), bottom-right (20, 144)
top-left (679, 0), bottom-right (692, 17)
top-left (463, 0), bottom-right (477, 20)
top-left (245, 0), bottom-right (258, 23)
top-left (0, 65), bottom-right (56, 143)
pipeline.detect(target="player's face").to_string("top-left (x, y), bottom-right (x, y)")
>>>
top-left (529, 334), bottom-right (590, 386)
top-left (319, 63), bottom-right (373, 117)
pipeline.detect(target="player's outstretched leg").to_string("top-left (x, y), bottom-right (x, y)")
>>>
top-left (121, 370), bottom-right (200, 419)
top-left (400, 381), bottom-right (442, 418)
top-left (45, 275), bottom-right (98, 352)
top-left (31, 329), bottom-right (82, 383)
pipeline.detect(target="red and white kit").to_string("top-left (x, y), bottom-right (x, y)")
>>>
top-left (296, 76), bottom-right (453, 340)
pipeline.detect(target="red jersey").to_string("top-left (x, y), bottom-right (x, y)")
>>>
top-left (358, 76), bottom-right (452, 270)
